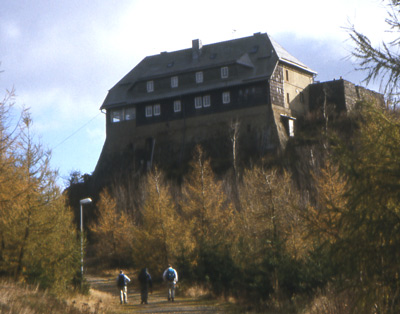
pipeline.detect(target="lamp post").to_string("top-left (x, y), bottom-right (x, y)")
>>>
top-left (80, 198), bottom-right (92, 279)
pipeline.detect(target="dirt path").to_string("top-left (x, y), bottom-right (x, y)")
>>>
top-left (86, 274), bottom-right (237, 313)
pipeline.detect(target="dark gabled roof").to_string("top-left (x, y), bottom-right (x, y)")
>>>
top-left (101, 32), bottom-right (316, 109)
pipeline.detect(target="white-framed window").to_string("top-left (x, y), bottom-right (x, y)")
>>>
top-left (203, 95), bottom-right (211, 107)
top-left (173, 100), bottom-right (181, 112)
top-left (147, 80), bottom-right (154, 92)
top-left (195, 96), bottom-right (202, 109)
top-left (125, 107), bottom-right (136, 120)
top-left (145, 105), bottom-right (153, 117)
top-left (111, 109), bottom-right (122, 123)
top-left (281, 114), bottom-right (296, 137)
top-left (171, 76), bottom-right (178, 88)
top-left (195, 71), bottom-right (203, 83)
top-left (289, 119), bottom-right (294, 137)
top-left (153, 104), bottom-right (161, 116)
top-left (221, 66), bottom-right (229, 79)
top-left (222, 91), bottom-right (230, 104)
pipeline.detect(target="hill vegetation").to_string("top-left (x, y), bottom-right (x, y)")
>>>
top-left (0, 88), bottom-right (81, 295)
top-left (72, 99), bottom-right (399, 313)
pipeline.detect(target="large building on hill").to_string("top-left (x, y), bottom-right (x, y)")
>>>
top-left (95, 33), bottom-right (316, 174)
top-left (93, 32), bottom-right (382, 180)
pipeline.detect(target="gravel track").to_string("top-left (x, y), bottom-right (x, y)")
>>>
top-left (86, 274), bottom-right (234, 313)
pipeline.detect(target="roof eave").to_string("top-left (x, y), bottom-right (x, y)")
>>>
top-left (279, 59), bottom-right (317, 75)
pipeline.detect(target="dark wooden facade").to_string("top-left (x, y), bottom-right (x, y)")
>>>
top-left (108, 81), bottom-right (269, 128)
top-left (94, 33), bottom-right (316, 176)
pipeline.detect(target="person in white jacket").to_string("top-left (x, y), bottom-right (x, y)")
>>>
top-left (117, 270), bottom-right (131, 304)
top-left (162, 264), bottom-right (178, 301)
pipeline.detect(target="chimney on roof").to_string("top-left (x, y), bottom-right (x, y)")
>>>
top-left (192, 39), bottom-right (202, 60)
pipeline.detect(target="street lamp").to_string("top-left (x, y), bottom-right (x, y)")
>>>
top-left (80, 198), bottom-right (92, 279)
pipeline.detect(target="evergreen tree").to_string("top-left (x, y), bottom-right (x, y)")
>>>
top-left (349, 0), bottom-right (400, 100)
top-left (0, 109), bottom-right (79, 292)
top-left (340, 1), bottom-right (400, 309)
top-left (333, 103), bottom-right (400, 312)
top-left (237, 165), bottom-right (305, 299)
top-left (305, 160), bottom-right (346, 246)
top-left (0, 88), bottom-right (21, 268)
top-left (179, 145), bottom-right (235, 285)
top-left (89, 189), bottom-right (133, 267)
top-left (131, 167), bottom-right (178, 275)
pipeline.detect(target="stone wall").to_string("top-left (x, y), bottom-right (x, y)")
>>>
top-left (308, 79), bottom-right (384, 114)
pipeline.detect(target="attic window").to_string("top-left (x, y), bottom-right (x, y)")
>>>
top-left (171, 76), bottom-right (178, 88)
top-left (210, 53), bottom-right (217, 59)
top-left (147, 80), bottom-right (154, 92)
top-left (221, 67), bottom-right (229, 79)
top-left (250, 45), bottom-right (259, 54)
top-left (195, 71), bottom-right (203, 83)
top-left (167, 61), bottom-right (174, 68)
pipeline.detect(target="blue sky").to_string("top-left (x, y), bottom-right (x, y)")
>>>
top-left (0, 0), bottom-right (388, 189)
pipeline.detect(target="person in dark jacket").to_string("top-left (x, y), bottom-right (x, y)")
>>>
top-left (138, 268), bottom-right (153, 304)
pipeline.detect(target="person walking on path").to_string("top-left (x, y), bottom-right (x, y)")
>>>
top-left (138, 267), bottom-right (153, 304)
top-left (117, 270), bottom-right (131, 304)
top-left (162, 264), bottom-right (178, 302)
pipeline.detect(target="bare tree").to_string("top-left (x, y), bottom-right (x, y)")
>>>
top-left (349, 0), bottom-right (400, 104)
top-left (230, 119), bottom-right (240, 179)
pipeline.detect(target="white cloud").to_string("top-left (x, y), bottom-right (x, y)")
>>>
top-left (0, 0), bottom-right (393, 184)
top-left (1, 20), bottom-right (21, 40)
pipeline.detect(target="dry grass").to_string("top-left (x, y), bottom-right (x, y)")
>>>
top-left (64, 288), bottom-right (113, 313)
top-left (303, 285), bottom-right (356, 314)
top-left (3, 276), bottom-right (358, 314)
top-left (183, 284), bottom-right (212, 298)
top-left (0, 279), bottom-right (77, 313)
top-left (0, 279), bottom-right (111, 314)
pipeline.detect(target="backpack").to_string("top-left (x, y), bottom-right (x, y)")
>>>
top-left (166, 268), bottom-right (175, 281)
top-left (117, 274), bottom-right (125, 287)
